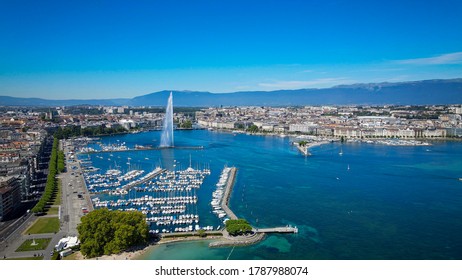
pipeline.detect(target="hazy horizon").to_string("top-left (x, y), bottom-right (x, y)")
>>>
top-left (2, 77), bottom-right (462, 101)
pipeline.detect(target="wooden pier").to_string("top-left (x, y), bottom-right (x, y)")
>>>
top-left (221, 167), bottom-right (238, 220)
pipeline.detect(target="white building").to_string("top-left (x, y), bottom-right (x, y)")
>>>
top-left (119, 119), bottom-right (136, 130)
top-left (289, 124), bottom-right (316, 133)
top-left (55, 236), bottom-right (80, 251)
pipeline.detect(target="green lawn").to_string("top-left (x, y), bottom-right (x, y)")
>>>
top-left (15, 238), bottom-right (51, 252)
top-left (46, 206), bottom-right (59, 215)
top-left (5, 256), bottom-right (44, 260)
top-left (25, 217), bottom-right (60, 234)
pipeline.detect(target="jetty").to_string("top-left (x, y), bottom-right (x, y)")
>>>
top-left (294, 143), bottom-right (311, 156)
top-left (208, 166), bottom-right (298, 248)
top-left (294, 140), bottom-right (332, 156)
top-left (221, 167), bottom-right (238, 220)
top-left (209, 232), bottom-right (266, 248)
top-left (122, 168), bottom-right (166, 190)
top-left (256, 226), bottom-right (298, 234)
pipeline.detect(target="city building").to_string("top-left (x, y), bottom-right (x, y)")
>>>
top-left (0, 176), bottom-right (22, 221)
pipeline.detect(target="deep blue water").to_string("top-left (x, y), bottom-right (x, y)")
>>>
top-left (82, 130), bottom-right (462, 259)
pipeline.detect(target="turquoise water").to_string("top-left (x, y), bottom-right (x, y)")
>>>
top-left (84, 130), bottom-right (462, 260)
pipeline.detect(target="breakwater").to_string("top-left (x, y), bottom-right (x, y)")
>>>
top-left (221, 167), bottom-right (238, 220)
top-left (256, 226), bottom-right (298, 234)
top-left (208, 166), bottom-right (297, 248)
top-left (209, 232), bottom-right (266, 248)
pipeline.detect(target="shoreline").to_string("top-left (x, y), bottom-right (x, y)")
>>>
top-left (71, 234), bottom-right (226, 260)
top-left (207, 128), bottom-right (462, 142)
top-left (293, 140), bottom-right (332, 155)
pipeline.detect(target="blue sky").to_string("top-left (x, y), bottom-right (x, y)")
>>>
top-left (1, 0), bottom-right (462, 99)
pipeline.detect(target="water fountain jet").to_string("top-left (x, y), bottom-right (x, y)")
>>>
top-left (160, 92), bottom-right (174, 147)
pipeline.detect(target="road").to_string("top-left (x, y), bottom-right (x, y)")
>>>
top-left (0, 139), bottom-right (92, 260)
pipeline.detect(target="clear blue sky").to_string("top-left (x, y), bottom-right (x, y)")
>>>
top-left (1, 0), bottom-right (462, 99)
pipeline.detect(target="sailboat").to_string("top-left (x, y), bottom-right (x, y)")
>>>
top-left (339, 148), bottom-right (343, 156)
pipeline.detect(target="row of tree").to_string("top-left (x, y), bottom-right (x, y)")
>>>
top-left (31, 137), bottom-right (61, 213)
top-left (54, 125), bottom-right (127, 139)
top-left (57, 150), bottom-right (65, 173)
top-left (77, 208), bottom-right (149, 258)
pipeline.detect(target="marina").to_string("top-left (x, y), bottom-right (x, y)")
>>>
top-left (79, 146), bottom-right (219, 235)
top-left (71, 130), bottom-right (462, 260)
top-left (89, 165), bottom-right (216, 234)
top-left (211, 167), bottom-right (235, 221)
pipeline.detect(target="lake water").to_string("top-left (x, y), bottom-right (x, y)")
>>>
top-left (81, 130), bottom-right (462, 260)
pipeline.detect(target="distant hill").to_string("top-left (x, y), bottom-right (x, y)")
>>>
top-left (0, 96), bottom-right (129, 107)
top-left (1, 78), bottom-right (462, 107)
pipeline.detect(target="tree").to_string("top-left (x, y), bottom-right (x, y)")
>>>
top-left (57, 150), bottom-right (65, 173)
top-left (32, 136), bottom-right (60, 214)
top-left (181, 120), bottom-right (193, 129)
top-left (225, 219), bottom-right (253, 236)
top-left (246, 125), bottom-right (259, 133)
top-left (198, 229), bottom-right (206, 237)
top-left (77, 209), bottom-right (149, 258)
top-left (298, 141), bottom-right (308, 147)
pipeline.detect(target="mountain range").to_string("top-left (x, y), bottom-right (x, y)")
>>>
top-left (1, 78), bottom-right (462, 107)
